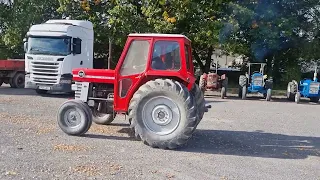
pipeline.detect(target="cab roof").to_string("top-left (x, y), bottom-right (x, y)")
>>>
top-left (129, 33), bottom-right (191, 41)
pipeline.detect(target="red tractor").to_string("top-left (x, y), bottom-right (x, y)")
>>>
top-left (199, 62), bottom-right (228, 98)
top-left (57, 34), bottom-right (207, 149)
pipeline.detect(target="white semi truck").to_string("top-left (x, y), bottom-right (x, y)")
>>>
top-left (24, 19), bottom-right (94, 94)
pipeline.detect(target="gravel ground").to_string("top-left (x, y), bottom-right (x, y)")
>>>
top-left (0, 84), bottom-right (319, 180)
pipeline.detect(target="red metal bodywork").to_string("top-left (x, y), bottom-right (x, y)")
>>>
top-left (73, 34), bottom-right (195, 113)
top-left (0, 59), bottom-right (25, 71)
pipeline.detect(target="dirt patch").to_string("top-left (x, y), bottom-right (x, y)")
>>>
top-left (53, 144), bottom-right (89, 152)
top-left (73, 165), bottom-right (100, 176)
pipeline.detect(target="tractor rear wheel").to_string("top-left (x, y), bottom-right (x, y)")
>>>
top-left (310, 97), bottom-right (319, 103)
top-left (239, 75), bottom-right (247, 99)
top-left (221, 77), bottom-right (228, 99)
top-left (242, 86), bottom-right (247, 100)
top-left (286, 82), bottom-right (296, 101)
top-left (199, 74), bottom-right (206, 93)
top-left (129, 79), bottom-right (198, 149)
top-left (266, 89), bottom-right (272, 101)
top-left (239, 75), bottom-right (247, 87)
top-left (295, 92), bottom-right (301, 104)
top-left (191, 83), bottom-right (205, 126)
top-left (57, 100), bottom-right (92, 136)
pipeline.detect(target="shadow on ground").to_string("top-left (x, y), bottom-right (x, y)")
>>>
top-left (180, 129), bottom-right (320, 159)
top-left (85, 124), bottom-right (319, 160)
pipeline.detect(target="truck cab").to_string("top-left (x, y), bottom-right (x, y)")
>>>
top-left (24, 19), bottom-right (93, 94)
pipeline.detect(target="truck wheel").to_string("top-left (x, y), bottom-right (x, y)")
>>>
top-left (295, 92), bottom-right (301, 104)
top-left (266, 89), bottom-right (272, 101)
top-left (57, 100), bottom-right (92, 136)
top-left (36, 89), bottom-right (48, 95)
top-left (129, 79), bottom-right (198, 149)
top-left (12, 72), bottom-right (25, 88)
top-left (286, 82), bottom-right (296, 101)
top-left (199, 74), bottom-right (206, 93)
top-left (310, 97), bottom-right (319, 103)
top-left (191, 83), bottom-right (205, 126)
top-left (92, 110), bottom-right (116, 125)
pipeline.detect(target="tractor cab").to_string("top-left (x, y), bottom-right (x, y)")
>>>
top-left (58, 33), bottom-right (207, 150)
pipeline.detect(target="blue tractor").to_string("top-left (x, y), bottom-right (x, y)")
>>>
top-left (238, 63), bottom-right (273, 101)
top-left (287, 66), bottom-right (320, 104)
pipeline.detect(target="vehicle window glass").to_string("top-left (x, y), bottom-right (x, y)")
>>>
top-left (120, 40), bottom-right (150, 76)
top-left (185, 44), bottom-right (190, 70)
top-left (151, 41), bottom-right (181, 70)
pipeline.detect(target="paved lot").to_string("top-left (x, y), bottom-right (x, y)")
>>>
top-left (0, 85), bottom-right (319, 180)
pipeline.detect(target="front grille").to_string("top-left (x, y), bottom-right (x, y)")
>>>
top-left (74, 82), bottom-right (83, 99)
top-left (252, 76), bottom-right (263, 86)
top-left (30, 61), bottom-right (59, 85)
top-left (309, 82), bottom-right (319, 94)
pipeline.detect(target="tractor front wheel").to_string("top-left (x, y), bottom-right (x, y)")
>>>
top-left (221, 87), bottom-right (226, 99)
top-left (129, 79), bottom-right (198, 149)
top-left (287, 82), bottom-right (296, 101)
top-left (57, 100), bottom-right (92, 136)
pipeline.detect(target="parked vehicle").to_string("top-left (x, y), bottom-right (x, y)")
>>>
top-left (238, 63), bottom-right (273, 101)
top-left (0, 59), bottom-right (25, 88)
top-left (57, 33), bottom-right (207, 149)
top-left (287, 66), bottom-right (320, 103)
top-left (199, 61), bottom-right (228, 98)
top-left (24, 19), bottom-right (93, 94)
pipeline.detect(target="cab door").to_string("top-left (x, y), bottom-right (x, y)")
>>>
top-left (113, 38), bottom-right (152, 112)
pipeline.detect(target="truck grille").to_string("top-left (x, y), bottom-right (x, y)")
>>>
top-left (309, 82), bottom-right (319, 94)
top-left (30, 61), bottom-right (59, 85)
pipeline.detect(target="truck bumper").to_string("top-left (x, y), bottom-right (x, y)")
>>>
top-left (25, 75), bottom-right (72, 92)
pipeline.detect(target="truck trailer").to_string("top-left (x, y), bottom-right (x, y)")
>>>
top-left (0, 59), bottom-right (25, 88)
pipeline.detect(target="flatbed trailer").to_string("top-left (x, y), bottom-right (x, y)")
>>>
top-left (0, 59), bottom-right (25, 88)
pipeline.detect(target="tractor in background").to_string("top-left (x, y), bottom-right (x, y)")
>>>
top-left (238, 63), bottom-right (273, 101)
top-left (287, 66), bottom-right (320, 104)
top-left (57, 33), bottom-right (207, 150)
top-left (199, 61), bottom-right (228, 99)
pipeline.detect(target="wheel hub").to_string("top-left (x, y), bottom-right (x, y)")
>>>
top-left (151, 105), bottom-right (173, 126)
top-left (64, 109), bottom-right (81, 127)
top-left (142, 96), bottom-right (181, 135)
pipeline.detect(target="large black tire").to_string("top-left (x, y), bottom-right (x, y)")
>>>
top-left (57, 100), bottom-right (92, 136)
top-left (128, 79), bottom-right (198, 149)
top-left (310, 97), bottom-right (319, 103)
top-left (241, 86), bottom-right (247, 100)
top-left (266, 89), bottom-right (272, 101)
top-left (221, 77), bottom-right (228, 99)
top-left (11, 72), bottom-right (25, 88)
top-left (286, 82), bottom-right (296, 101)
top-left (295, 92), bottom-right (301, 104)
top-left (191, 83), bottom-right (205, 126)
top-left (92, 110), bottom-right (116, 125)
top-left (239, 75), bottom-right (247, 87)
top-left (199, 74), bottom-right (206, 93)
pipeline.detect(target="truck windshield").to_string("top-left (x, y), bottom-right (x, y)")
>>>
top-left (27, 36), bottom-right (71, 56)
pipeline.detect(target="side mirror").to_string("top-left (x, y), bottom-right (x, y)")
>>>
top-left (72, 38), bottom-right (82, 55)
top-left (24, 42), bottom-right (28, 52)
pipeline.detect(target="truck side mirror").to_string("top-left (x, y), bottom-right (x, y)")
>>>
top-left (24, 42), bottom-right (28, 52)
top-left (73, 38), bottom-right (82, 55)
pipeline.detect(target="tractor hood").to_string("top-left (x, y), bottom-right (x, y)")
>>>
top-left (72, 68), bottom-right (115, 84)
